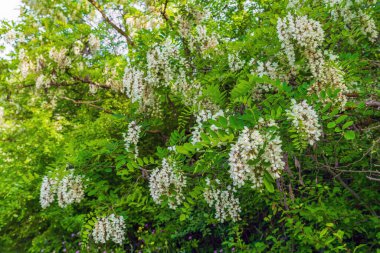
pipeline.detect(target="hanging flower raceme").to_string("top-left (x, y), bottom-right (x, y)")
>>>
top-left (228, 52), bottom-right (246, 72)
top-left (358, 10), bottom-right (378, 43)
top-left (277, 13), bottom-right (325, 77)
top-left (308, 64), bottom-right (348, 108)
top-left (203, 179), bottom-right (241, 223)
top-left (92, 214), bottom-right (125, 245)
top-left (228, 120), bottom-right (285, 189)
top-left (123, 65), bottom-right (144, 104)
top-left (228, 127), bottom-right (264, 188)
top-left (123, 121), bottom-right (141, 158)
top-left (322, 1), bottom-right (378, 43)
top-left (49, 47), bottom-right (71, 69)
top-left (146, 38), bottom-right (179, 88)
top-left (191, 109), bottom-right (225, 144)
top-left (40, 171), bottom-right (85, 209)
top-left (249, 60), bottom-right (283, 101)
top-left (18, 48), bottom-right (35, 79)
top-left (286, 99), bottom-right (322, 146)
top-left (56, 172), bottom-right (85, 208)
top-left (88, 34), bottom-right (100, 53)
top-left (40, 176), bottom-right (57, 209)
top-left (149, 158), bottom-right (187, 209)
top-left (36, 74), bottom-right (49, 89)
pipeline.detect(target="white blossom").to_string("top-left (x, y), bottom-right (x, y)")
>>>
top-left (0, 107), bottom-right (4, 125)
top-left (40, 176), bottom-right (57, 209)
top-left (309, 64), bottom-right (348, 108)
top-left (228, 127), bottom-right (265, 188)
top-left (204, 180), bottom-right (241, 223)
top-left (228, 52), bottom-right (246, 72)
top-left (277, 14), bottom-right (325, 76)
top-left (92, 214), bottom-right (125, 245)
top-left (73, 40), bottom-right (83, 55)
top-left (149, 158), bottom-right (187, 209)
top-left (104, 65), bottom-right (123, 91)
top-left (146, 39), bottom-right (178, 87)
top-left (36, 74), bottom-right (49, 89)
top-left (18, 49), bottom-right (34, 79)
top-left (123, 65), bottom-right (144, 104)
top-left (286, 100), bottom-right (322, 146)
top-left (123, 121), bottom-right (141, 158)
top-left (358, 11), bottom-right (378, 43)
top-left (49, 47), bottom-right (71, 69)
top-left (191, 109), bottom-right (225, 144)
top-left (88, 34), bottom-right (100, 52)
top-left (255, 60), bottom-right (279, 79)
top-left (56, 171), bottom-right (85, 208)
top-left (228, 123), bottom-right (284, 188)
top-left (92, 217), bottom-right (107, 244)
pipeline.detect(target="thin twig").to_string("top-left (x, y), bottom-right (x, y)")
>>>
top-left (322, 156), bottom-right (377, 216)
top-left (87, 0), bottom-right (135, 46)
top-left (60, 96), bottom-right (114, 114)
top-left (367, 176), bottom-right (380, 182)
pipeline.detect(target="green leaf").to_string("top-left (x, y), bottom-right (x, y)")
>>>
top-left (344, 130), bottom-right (355, 140)
top-left (342, 121), bottom-right (353, 130)
top-left (263, 175), bottom-right (274, 193)
top-left (137, 157), bottom-right (144, 166)
top-left (327, 122), bottom-right (336, 129)
top-left (335, 115), bottom-right (348, 124)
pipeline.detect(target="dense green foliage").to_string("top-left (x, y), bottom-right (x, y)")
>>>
top-left (0, 0), bottom-right (379, 252)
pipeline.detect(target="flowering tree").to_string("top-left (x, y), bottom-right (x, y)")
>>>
top-left (0, 0), bottom-right (379, 252)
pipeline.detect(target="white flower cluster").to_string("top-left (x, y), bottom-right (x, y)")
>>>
top-left (228, 52), bottom-right (246, 72)
top-left (277, 13), bottom-right (349, 106)
top-left (188, 25), bottom-right (219, 54)
top-left (203, 179), bottom-right (241, 223)
top-left (323, 1), bottom-right (378, 42)
top-left (250, 60), bottom-right (286, 101)
top-left (256, 61), bottom-right (279, 79)
top-left (104, 65), bottom-right (123, 91)
top-left (125, 14), bottom-right (162, 36)
top-left (309, 64), bottom-right (348, 108)
top-left (146, 39), bottom-right (181, 87)
top-left (92, 214), bottom-right (125, 245)
top-left (49, 47), bottom-right (71, 69)
top-left (40, 176), bottom-right (57, 209)
top-left (287, 0), bottom-right (305, 9)
top-left (36, 74), bottom-right (49, 89)
top-left (358, 11), bottom-right (378, 43)
top-left (228, 124), bottom-right (284, 189)
top-left (122, 63), bottom-right (159, 114)
top-left (149, 158), bottom-right (187, 209)
top-left (18, 49), bottom-right (35, 79)
top-left (0, 107), bottom-right (4, 124)
top-left (123, 65), bottom-right (144, 104)
top-left (176, 11), bottom-right (218, 55)
top-left (286, 100), bottom-right (322, 146)
top-left (191, 109), bottom-right (225, 144)
top-left (146, 38), bottom-right (199, 107)
top-left (88, 34), bottom-right (100, 52)
top-left (57, 172), bottom-right (85, 208)
top-left (40, 171), bottom-right (84, 209)
top-left (123, 121), bottom-right (141, 158)
top-left (277, 14), bottom-right (325, 76)
top-left (36, 55), bottom-right (45, 72)
top-left (73, 40), bottom-right (83, 55)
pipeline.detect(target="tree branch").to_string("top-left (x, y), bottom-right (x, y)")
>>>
top-left (160, 0), bottom-right (169, 21)
top-left (60, 96), bottom-right (114, 114)
top-left (87, 0), bottom-right (135, 47)
top-left (366, 100), bottom-right (380, 109)
top-left (321, 156), bottom-right (377, 216)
